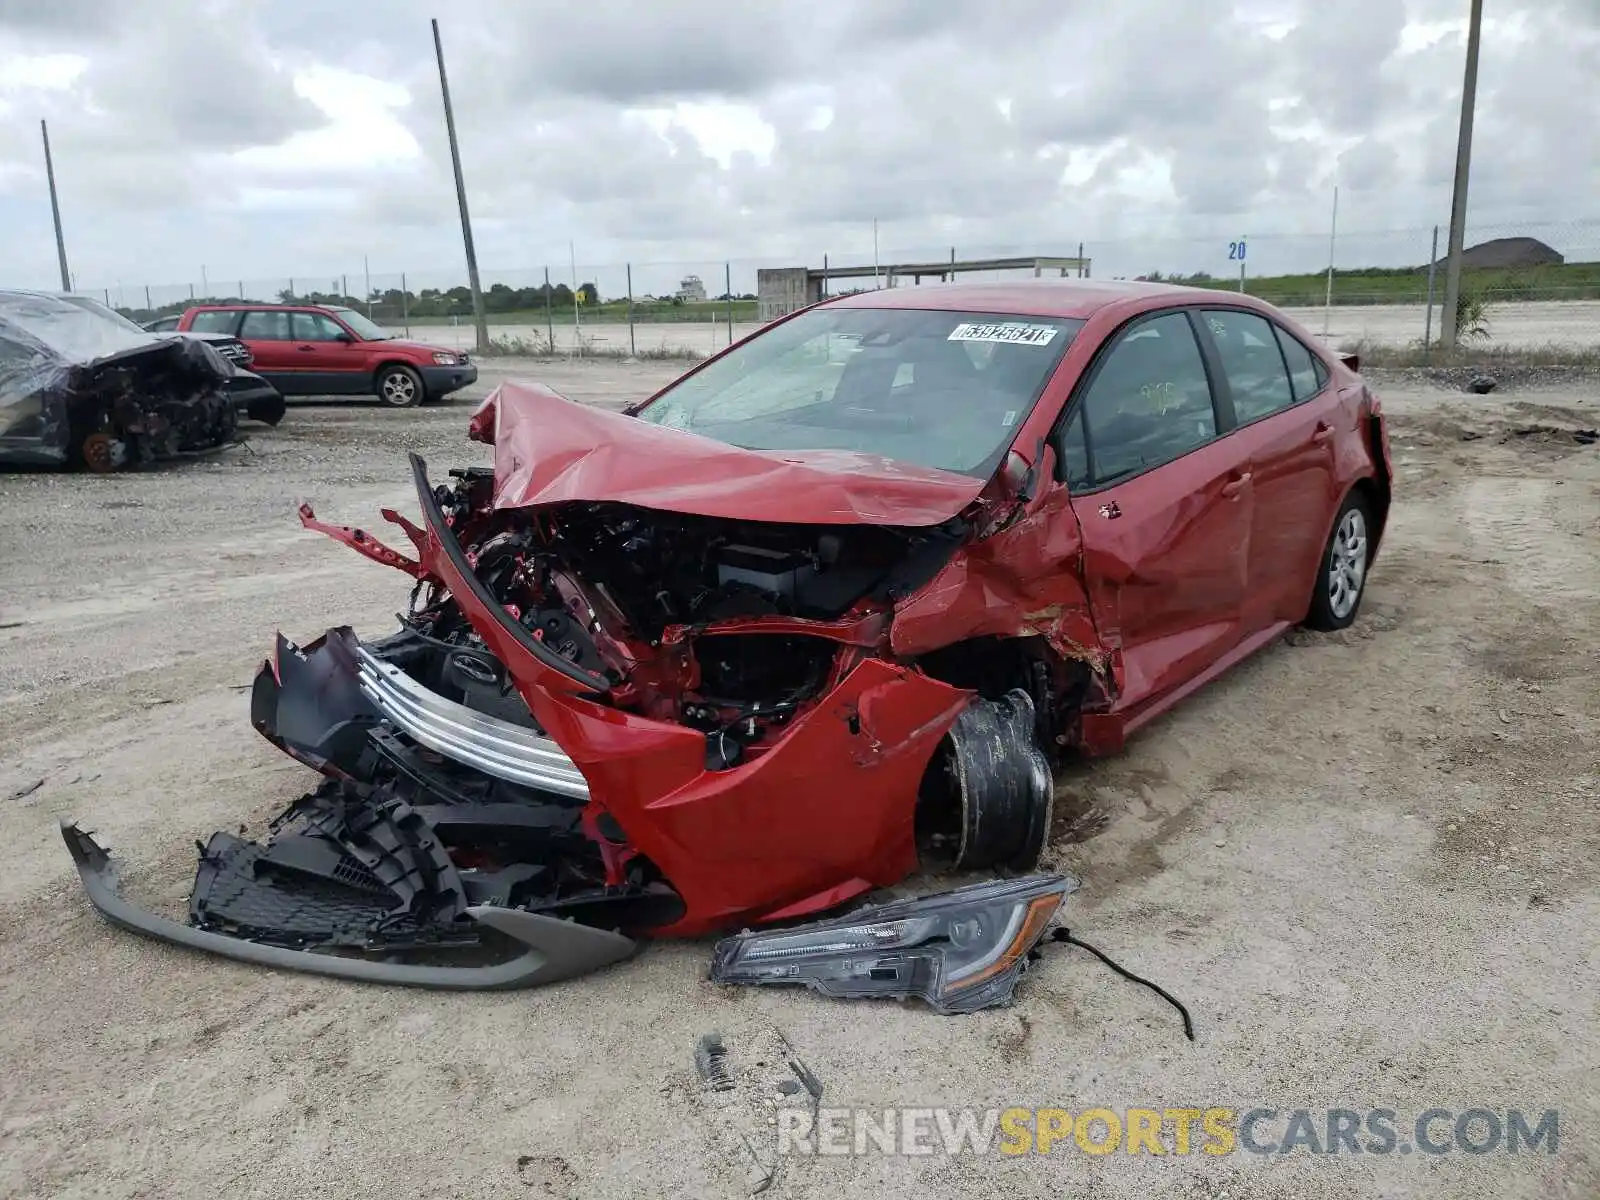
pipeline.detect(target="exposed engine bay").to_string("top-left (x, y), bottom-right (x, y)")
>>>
top-left (416, 466), bottom-right (965, 757)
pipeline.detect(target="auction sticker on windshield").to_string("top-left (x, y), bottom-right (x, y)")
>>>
top-left (947, 322), bottom-right (1060, 346)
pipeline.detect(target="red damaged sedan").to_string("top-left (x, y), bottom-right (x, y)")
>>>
top-left (63, 280), bottom-right (1391, 988)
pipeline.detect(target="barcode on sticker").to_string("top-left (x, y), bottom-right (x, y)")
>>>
top-left (947, 322), bottom-right (1059, 346)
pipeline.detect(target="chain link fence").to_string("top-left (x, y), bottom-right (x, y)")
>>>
top-left (80, 217), bottom-right (1600, 362)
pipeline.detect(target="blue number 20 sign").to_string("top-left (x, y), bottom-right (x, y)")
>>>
top-left (1228, 238), bottom-right (1248, 262)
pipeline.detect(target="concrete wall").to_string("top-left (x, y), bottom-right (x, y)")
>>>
top-left (757, 267), bottom-right (822, 322)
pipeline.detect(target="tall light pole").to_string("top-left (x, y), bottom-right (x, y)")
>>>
top-left (40, 120), bottom-right (71, 292)
top-left (432, 17), bottom-right (489, 355)
top-left (1439, 0), bottom-right (1484, 349)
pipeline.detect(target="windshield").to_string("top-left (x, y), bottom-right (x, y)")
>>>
top-left (635, 307), bottom-right (1083, 477)
top-left (57, 294), bottom-right (150, 335)
top-left (0, 291), bottom-right (160, 363)
top-left (328, 307), bottom-right (393, 340)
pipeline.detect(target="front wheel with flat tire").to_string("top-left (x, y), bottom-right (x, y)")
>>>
top-left (376, 365), bottom-right (423, 408)
top-left (1304, 492), bottom-right (1372, 631)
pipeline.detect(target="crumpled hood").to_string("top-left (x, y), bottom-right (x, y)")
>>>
top-left (468, 379), bottom-right (989, 526)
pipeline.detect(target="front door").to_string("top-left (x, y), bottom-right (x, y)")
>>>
top-left (288, 310), bottom-right (365, 395)
top-left (1059, 310), bottom-right (1254, 716)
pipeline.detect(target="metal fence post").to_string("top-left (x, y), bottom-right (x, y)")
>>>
top-left (1423, 225), bottom-right (1440, 364)
top-left (627, 263), bottom-right (636, 358)
top-left (725, 262), bottom-right (734, 346)
top-left (1322, 186), bottom-right (1339, 338)
top-left (402, 271), bottom-right (411, 338)
top-left (144, 285), bottom-right (151, 310)
top-left (569, 243), bottom-right (581, 357)
top-left (544, 267), bottom-right (554, 355)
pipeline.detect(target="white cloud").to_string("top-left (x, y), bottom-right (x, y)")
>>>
top-left (0, 0), bottom-right (1594, 295)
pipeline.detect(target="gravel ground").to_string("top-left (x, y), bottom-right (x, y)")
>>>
top-left (1, 362), bottom-right (1597, 1199)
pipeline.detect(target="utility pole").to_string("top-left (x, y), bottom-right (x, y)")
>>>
top-left (432, 17), bottom-right (489, 355)
top-left (40, 120), bottom-right (71, 292)
top-left (1439, 0), bottom-right (1484, 349)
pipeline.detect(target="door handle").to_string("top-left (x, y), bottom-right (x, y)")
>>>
top-left (1221, 471), bottom-right (1252, 498)
top-left (296, 344), bottom-right (317, 352)
top-left (1311, 421), bottom-right (1333, 444)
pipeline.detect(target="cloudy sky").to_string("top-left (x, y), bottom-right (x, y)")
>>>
top-left (1, 0), bottom-right (1596, 300)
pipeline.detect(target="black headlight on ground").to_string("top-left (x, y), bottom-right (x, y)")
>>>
top-left (709, 874), bottom-right (1078, 1014)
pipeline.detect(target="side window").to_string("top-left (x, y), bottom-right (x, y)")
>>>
top-left (1204, 309), bottom-right (1295, 422)
top-left (1059, 405), bottom-right (1090, 490)
top-left (1273, 325), bottom-right (1326, 403)
top-left (292, 312), bottom-right (347, 342)
top-left (1075, 312), bottom-right (1217, 486)
top-left (189, 310), bottom-right (239, 334)
top-left (239, 310), bottom-right (291, 340)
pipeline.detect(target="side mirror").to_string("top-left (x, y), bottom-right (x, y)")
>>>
top-left (336, 331), bottom-right (355, 344)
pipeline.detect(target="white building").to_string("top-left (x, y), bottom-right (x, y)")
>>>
top-left (675, 274), bottom-right (707, 303)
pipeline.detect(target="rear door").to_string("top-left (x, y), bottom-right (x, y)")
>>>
top-left (237, 309), bottom-right (298, 391)
top-left (1059, 310), bottom-right (1255, 716)
top-left (1196, 309), bottom-right (1341, 630)
top-left (289, 310), bottom-right (364, 394)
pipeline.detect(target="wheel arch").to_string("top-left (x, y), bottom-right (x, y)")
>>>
top-left (372, 359), bottom-right (423, 388)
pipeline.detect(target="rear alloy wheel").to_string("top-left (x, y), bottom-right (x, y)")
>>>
top-left (377, 365), bottom-right (424, 408)
top-left (1304, 492), bottom-right (1372, 631)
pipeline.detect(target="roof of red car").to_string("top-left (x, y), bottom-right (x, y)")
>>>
top-left (824, 278), bottom-right (1240, 320)
top-left (187, 302), bottom-right (338, 310)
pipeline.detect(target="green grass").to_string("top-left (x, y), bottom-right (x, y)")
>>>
top-left (1156, 261), bottom-right (1600, 307)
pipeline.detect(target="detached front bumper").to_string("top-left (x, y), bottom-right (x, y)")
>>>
top-left (60, 821), bottom-right (636, 989)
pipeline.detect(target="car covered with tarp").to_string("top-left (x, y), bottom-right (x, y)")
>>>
top-left (0, 289), bottom-right (237, 471)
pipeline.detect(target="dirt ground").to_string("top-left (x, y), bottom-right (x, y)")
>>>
top-left (1, 361), bottom-right (1597, 1199)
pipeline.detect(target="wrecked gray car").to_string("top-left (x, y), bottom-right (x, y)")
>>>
top-left (0, 289), bottom-right (236, 471)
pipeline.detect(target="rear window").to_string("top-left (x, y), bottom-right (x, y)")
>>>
top-left (1274, 326), bottom-right (1328, 402)
top-left (189, 310), bottom-right (239, 334)
top-left (636, 306), bottom-right (1084, 478)
top-left (239, 311), bottom-right (291, 340)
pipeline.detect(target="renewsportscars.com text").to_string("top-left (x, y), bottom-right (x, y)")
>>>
top-left (775, 1107), bottom-right (1560, 1157)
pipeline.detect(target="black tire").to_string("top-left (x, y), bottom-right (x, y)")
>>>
top-left (376, 364), bottom-right (423, 408)
top-left (1303, 490), bottom-right (1374, 631)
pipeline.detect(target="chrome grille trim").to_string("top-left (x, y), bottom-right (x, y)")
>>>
top-left (354, 646), bottom-right (590, 800)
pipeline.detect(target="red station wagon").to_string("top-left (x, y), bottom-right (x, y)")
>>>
top-left (66, 279), bottom-right (1393, 987)
top-left (176, 303), bottom-right (477, 407)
